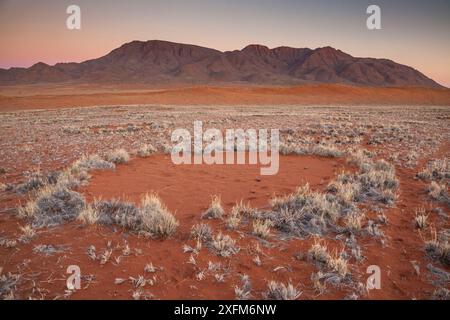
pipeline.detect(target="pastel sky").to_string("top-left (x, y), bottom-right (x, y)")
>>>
top-left (1, 0), bottom-right (449, 87)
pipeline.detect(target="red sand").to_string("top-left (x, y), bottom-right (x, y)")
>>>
top-left (82, 154), bottom-right (345, 216)
top-left (0, 155), bottom-right (349, 299)
top-left (1, 84), bottom-right (450, 111)
top-left (1, 150), bottom-right (449, 299)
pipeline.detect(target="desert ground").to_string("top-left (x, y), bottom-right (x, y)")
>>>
top-left (0, 86), bottom-right (449, 300)
top-left (1, 84), bottom-right (450, 111)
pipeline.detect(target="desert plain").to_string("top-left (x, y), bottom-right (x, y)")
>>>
top-left (0, 84), bottom-right (449, 300)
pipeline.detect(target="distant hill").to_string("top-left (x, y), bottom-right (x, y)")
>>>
top-left (0, 40), bottom-right (442, 88)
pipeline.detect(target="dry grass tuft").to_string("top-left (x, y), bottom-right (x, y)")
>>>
top-left (413, 207), bottom-right (428, 229)
top-left (234, 274), bottom-right (252, 300)
top-left (345, 213), bottom-right (365, 233)
top-left (263, 281), bottom-right (301, 300)
top-left (211, 232), bottom-right (240, 257)
top-left (267, 183), bottom-right (340, 237)
top-left (252, 219), bottom-right (272, 239)
top-left (77, 204), bottom-right (99, 225)
top-left (425, 230), bottom-right (450, 266)
top-left (0, 271), bottom-right (20, 300)
top-left (18, 185), bottom-right (86, 228)
top-left (71, 154), bottom-right (115, 172)
top-left (137, 193), bottom-right (179, 238)
top-left (310, 143), bottom-right (343, 158)
top-left (202, 195), bottom-right (224, 219)
top-left (190, 223), bottom-right (213, 242)
top-left (427, 181), bottom-right (449, 205)
top-left (307, 240), bottom-right (331, 267)
top-left (307, 240), bottom-right (349, 278)
top-left (106, 149), bottom-right (130, 164)
top-left (92, 194), bottom-right (178, 239)
top-left (18, 225), bottom-right (36, 243)
top-left (137, 144), bottom-right (157, 158)
top-left (417, 158), bottom-right (449, 181)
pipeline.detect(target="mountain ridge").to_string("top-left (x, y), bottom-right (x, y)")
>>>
top-left (0, 40), bottom-right (443, 88)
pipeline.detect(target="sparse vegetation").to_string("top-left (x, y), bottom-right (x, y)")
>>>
top-left (1, 103), bottom-right (449, 300)
top-left (225, 204), bottom-right (243, 230)
top-left (0, 271), bottom-right (20, 300)
top-left (310, 143), bottom-right (343, 157)
top-left (90, 194), bottom-right (178, 238)
top-left (16, 170), bottom-right (50, 194)
top-left (234, 274), bottom-right (252, 300)
top-left (138, 193), bottom-right (179, 238)
top-left (427, 181), bottom-right (449, 205)
top-left (210, 232), bottom-right (240, 257)
top-left (417, 158), bottom-right (449, 181)
top-left (263, 281), bottom-right (301, 300)
top-left (190, 223), bottom-right (213, 242)
top-left (106, 148), bottom-right (130, 164)
top-left (18, 185), bottom-right (86, 228)
top-left (414, 208), bottom-right (428, 229)
top-left (77, 204), bottom-right (99, 225)
top-left (18, 225), bottom-right (36, 243)
top-left (71, 154), bottom-right (115, 172)
top-left (252, 219), bottom-right (272, 239)
top-left (425, 230), bottom-right (450, 266)
top-left (137, 144), bottom-right (157, 157)
top-left (307, 241), bottom-right (349, 280)
top-left (202, 195), bottom-right (224, 219)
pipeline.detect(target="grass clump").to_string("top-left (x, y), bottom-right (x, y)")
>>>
top-left (310, 143), bottom-right (343, 157)
top-left (211, 232), bottom-right (240, 257)
top-left (71, 154), bottom-right (115, 172)
top-left (417, 158), bottom-right (449, 181)
top-left (16, 170), bottom-right (59, 194)
top-left (307, 240), bottom-right (349, 279)
top-left (267, 183), bottom-right (340, 237)
top-left (252, 219), bottom-right (272, 239)
top-left (225, 200), bottom-right (254, 230)
top-left (234, 274), bottom-right (252, 300)
top-left (427, 181), bottom-right (449, 205)
top-left (255, 154), bottom-right (397, 239)
top-left (263, 281), bottom-right (301, 300)
top-left (138, 193), bottom-right (178, 238)
top-left (77, 204), bottom-right (99, 225)
top-left (413, 208), bottom-right (428, 229)
top-left (334, 159), bottom-right (399, 205)
top-left (137, 144), bottom-right (156, 158)
top-left (18, 225), bottom-right (36, 243)
top-left (202, 195), bottom-right (224, 219)
top-left (16, 171), bottom-right (47, 194)
top-left (307, 241), bottom-right (331, 268)
top-left (93, 198), bottom-right (139, 225)
top-left (18, 185), bottom-right (85, 228)
top-left (225, 212), bottom-right (241, 230)
top-left (345, 213), bottom-right (365, 233)
top-left (425, 230), bottom-right (450, 266)
top-left (0, 271), bottom-right (20, 300)
top-left (190, 223), bottom-right (213, 243)
top-left (93, 194), bottom-right (178, 239)
top-left (106, 149), bottom-right (130, 164)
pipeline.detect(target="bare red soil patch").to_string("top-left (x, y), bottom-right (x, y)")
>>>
top-left (82, 154), bottom-right (345, 217)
